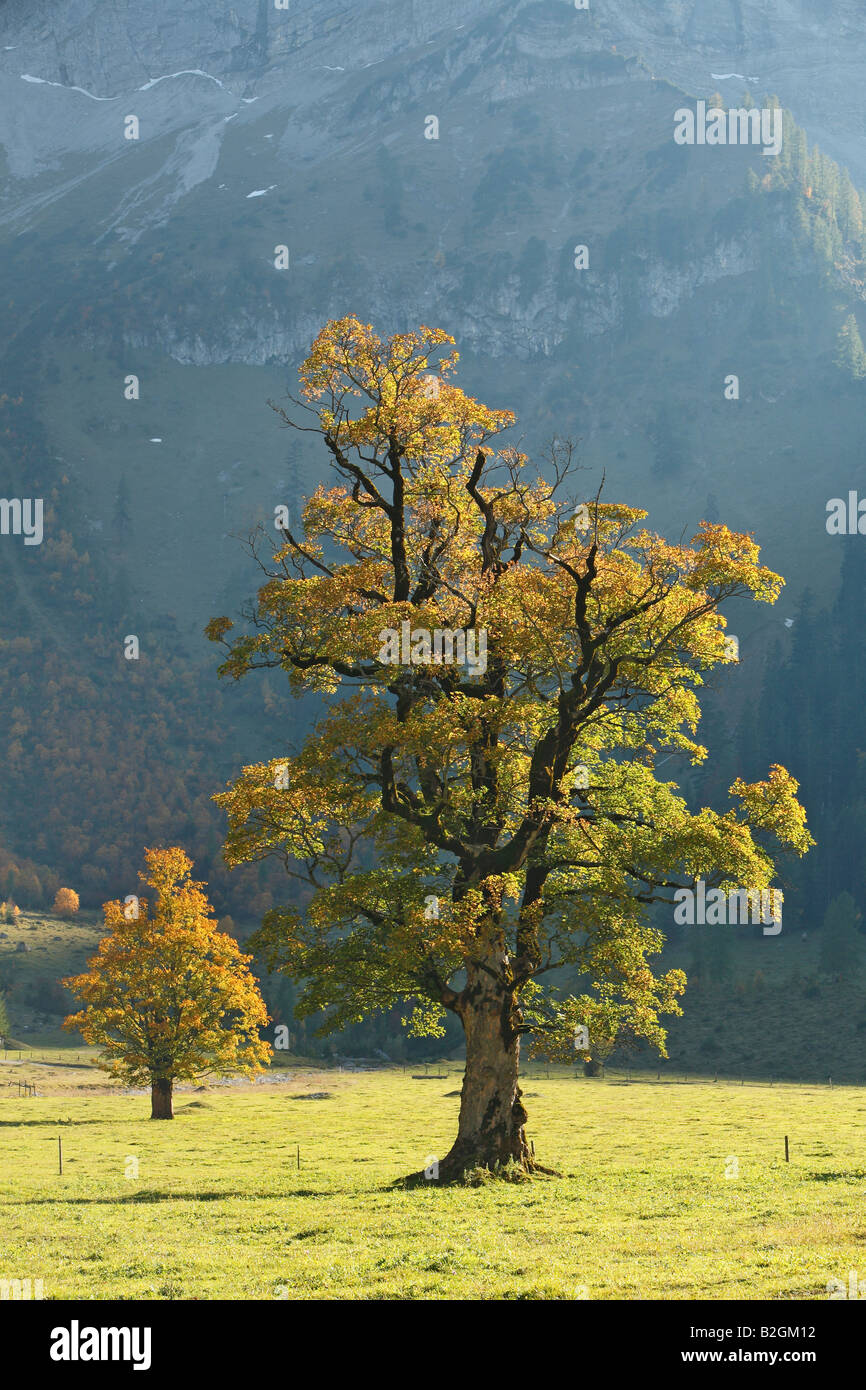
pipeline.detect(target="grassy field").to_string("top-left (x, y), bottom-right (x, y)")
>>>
top-left (1, 1053), bottom-right (864, 1301)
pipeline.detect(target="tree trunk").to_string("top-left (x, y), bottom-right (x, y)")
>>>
top-left (150, 1076), bottom-right (174, 1119)
top-left (436, 965), bottom-right (533, 1181)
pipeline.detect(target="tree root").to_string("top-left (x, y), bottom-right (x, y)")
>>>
top-left (396, 1157), bottom-right (562, 1189)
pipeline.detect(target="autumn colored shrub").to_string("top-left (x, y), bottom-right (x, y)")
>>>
top-left (53, 887), bottom-right (80, 918)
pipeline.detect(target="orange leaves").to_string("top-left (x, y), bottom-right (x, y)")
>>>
top-left (53, 887), bottom-right (79, 918)
top-left (63, 848), bottom-right (272, 1087)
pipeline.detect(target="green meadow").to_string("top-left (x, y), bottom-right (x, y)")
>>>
top-left (1, 1056), bottom-right (863, 1300)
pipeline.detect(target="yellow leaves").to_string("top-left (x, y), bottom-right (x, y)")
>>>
top-left (205, 615), bottom-right (233, 642)
top-left (296, 317), bottom-right (514, 465)
top-left (299, 318), bottom-right (460, 407)
top-left (688, 521), bottom-right (784, 603)
top-left (394, 878), bottom-right (510, 959)
top-left (530, 943), bottom-right (688, 1067)
top-left (730, 765), bottom-right (815, 856)
top-left (301, 487), bottom-right (389, 554)
top-left (217, 741), bottom-right (379, 873)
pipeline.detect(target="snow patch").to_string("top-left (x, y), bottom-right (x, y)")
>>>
top-left (20, 73), bottom-right (118, 101)
top-left (138, 69), bottom-right (225, 92)
top-left (20, 68), bottom-right (230, 102)
top-left (246, 185), bottom-right (277, 198)
top-left (711, 73), bottom-right (759, 83)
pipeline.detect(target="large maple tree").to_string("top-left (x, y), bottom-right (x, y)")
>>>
top-left (208, 317), bottom-right (811, 1179)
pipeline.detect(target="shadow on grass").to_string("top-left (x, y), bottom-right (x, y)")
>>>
top-left (806, 1170), bottom-right (866, 1181)
top-left (25, 1061), bottom-right (96, 1070)
top-left (0, 1102), bottom-right (216, 1124)
top-left (17, 1188), bottom-right (331, 1204)
top-left (0, 1117), bottom-right (106, 1127)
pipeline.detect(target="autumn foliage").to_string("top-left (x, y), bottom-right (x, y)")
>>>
top-left (208, 317), bottom-right (812, 1177)
top-left (53, 887), bottom-right (80, 918)
top-left (63, 847), bottom-right (271, 1118)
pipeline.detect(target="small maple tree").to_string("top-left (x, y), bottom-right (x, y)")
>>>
top-left (208, 317), bottom-right (812, 1179)
top-left (64, 847), bottom-right (271, 1118)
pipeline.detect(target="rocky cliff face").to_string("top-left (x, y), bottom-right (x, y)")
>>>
top-left (2, 0), bottom-right (866, 175)
top-left (0, 0), bottom-right (860, 629)
top-left (0, 0), bottom-right (813, 366)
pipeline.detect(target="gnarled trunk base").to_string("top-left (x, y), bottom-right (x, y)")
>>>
top-left (414, 968), bottom-right (556, 1185)
top-left (436, 1083), bottom-right (534, 1183)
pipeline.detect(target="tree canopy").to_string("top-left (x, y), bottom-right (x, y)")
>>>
top-left (208, 317), bottom-right (812, 1173)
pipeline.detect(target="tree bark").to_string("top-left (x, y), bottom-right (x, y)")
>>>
top-left (436, 964), bottom-right (533, 1181)
top-left (150, 1076), bottom-right (174, 1119)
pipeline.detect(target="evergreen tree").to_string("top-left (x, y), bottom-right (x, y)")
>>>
top-left (791, 127), bottom-right (808, 181)
top-left (839, 171), bottom-right (863, 239)
top-left (812, 217), bottom-right (835, 268)
top-left (113, 475), bottom-right (133, 541)
top-left (819, 153), bottom-right (840, 210)
top-left (375, 144), bottom-right (406, 234)
top-left (835, 314), bottom-right (866, 379)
